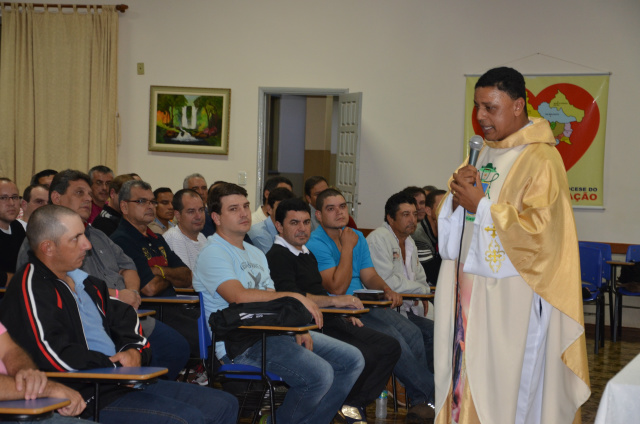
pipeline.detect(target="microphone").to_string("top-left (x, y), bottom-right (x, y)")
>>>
top-left (468, 135), bottom-right (484, 167)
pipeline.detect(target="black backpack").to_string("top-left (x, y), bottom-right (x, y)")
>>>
top-left (618, 261), bottom-right (640, 293)
top-left (209, 297), bottom-right (313, 359)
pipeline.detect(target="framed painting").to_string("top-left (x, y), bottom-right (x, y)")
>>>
top-left (149, 86), bottom-right (230, 155)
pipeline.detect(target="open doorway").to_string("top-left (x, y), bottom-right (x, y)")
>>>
top-left (256, 87), bottom-right (362, 219)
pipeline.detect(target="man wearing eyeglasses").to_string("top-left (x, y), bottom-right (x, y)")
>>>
top-left (0, 178), bottom-right (25, 284)
top-left (111, 180), bottom-right (199, 355)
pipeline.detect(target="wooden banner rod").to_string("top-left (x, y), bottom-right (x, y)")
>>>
top-left (1, 3), bottom-right (128, 13)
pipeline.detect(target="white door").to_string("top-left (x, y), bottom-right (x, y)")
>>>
top-left (335, 92), bottom-right (362, 221)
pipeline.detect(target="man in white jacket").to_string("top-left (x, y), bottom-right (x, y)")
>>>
top-left (366, 191), bottom-right (434, 372)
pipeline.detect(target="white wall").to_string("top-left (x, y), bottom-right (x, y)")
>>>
top-left (110, 0), bottom-right (639, 242)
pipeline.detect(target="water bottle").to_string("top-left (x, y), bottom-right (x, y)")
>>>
top-left (375, 390), bottom-right (388, 419)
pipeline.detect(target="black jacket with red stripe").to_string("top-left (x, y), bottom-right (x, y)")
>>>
top-left (0, 253), bottom-right (151, 414)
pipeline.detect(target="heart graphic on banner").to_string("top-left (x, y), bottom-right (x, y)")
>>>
top-left (472, 83), bottom-right (600, 171)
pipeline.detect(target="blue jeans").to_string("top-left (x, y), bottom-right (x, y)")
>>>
top-left (407, 310), bottom-right (435, 374)
top-left (147, 319), bottom-right (190, 380)
top-left (359, 307), bottom-right (435, 405)
top-left (100, 380), bottom-right (238, 424)
top-left (224, 331), bottom-right (364, 424)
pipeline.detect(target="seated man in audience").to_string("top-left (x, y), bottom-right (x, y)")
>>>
top-left (193, 183), bottom-right (364, 424)
top-left (91, 174), bottom-right (134, 237)
top-left (248, 187), bottom-right (295, 254)
top-left (366, 192), bottom-right (435, 371)
top-left (0, 178), bottom-right (25, 283)
top-left (251, 176), bottom-right (293, 225)
top-left (15, 170), bottom-right (189, 380)
top-left (401, 186), bottom-right (428, 274)
top-left (423, 185), bottom-right (438, 195)
top-left (87, 165), bottom-right (114, 224)
top-left (402, 186), bottom-right (427, 224)
top-left (304, 176), bottom-right (329, 232)
top-left (205, 181), bottom-right (255, 246)
top-left (30, 169), bottom-right (57, 188)
top-left (148, 187), bottom-right (175, 235)
top-left (209, 180), bottom-right (226, 192)
top-left (111, 180), bottom-right (199, 355)
top-left (305, 176), bottom-right (358, 230)
top-left (1, 205), bottom-right (238, 423)
top-left (163, 189), bottom-right (207, 270)
top-left (184, 173), bottom-right (215, 236)
top-left (306, 188), bottom-right (436, 423)
top-left (405, 187), bottom-right (446, 285)
top-left (267, 197), bottom-right (401, 423)
top-left (18, 184), bottom-right (49, 229)
top-left (0, 319), bottom-right (90, 422)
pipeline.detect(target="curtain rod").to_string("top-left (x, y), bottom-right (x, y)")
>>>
top-left (1, 3), bottom-right (128, 13)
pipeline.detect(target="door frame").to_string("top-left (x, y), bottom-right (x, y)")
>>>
top-left (256, 87), bottom-right (349, 207)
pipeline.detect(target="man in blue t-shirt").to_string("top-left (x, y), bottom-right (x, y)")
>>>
top-left (193, 183), bottom-right (364, 424)
top-left (306, 188), bottom-right (436, 423)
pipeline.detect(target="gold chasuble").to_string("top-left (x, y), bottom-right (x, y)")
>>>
top-left (434, 117), bottom-right (590, 424)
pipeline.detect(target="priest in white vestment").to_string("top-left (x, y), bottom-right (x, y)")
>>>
top-left (434, 67), bottom-right (590, 424)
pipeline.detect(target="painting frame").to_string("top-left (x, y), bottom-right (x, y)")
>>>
top-left (148, 86), bottom-right (231, 155)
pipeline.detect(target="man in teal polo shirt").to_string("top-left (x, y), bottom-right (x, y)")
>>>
top-left (306, 188), bottom-right (436, 423)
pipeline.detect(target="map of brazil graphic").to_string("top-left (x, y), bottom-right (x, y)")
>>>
top-left (465, 75), bottom-right (609, 207)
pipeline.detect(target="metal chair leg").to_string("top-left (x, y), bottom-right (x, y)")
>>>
top-left (608, 282), bottom-right (614, 340)
top-left (600, 297), bottom-right (606, 348)
top-left (250, 386), bottom-right (261, 424)
top-left (613, 294), bottom-right (621, 342)
top-left (405, 386), bottom-right (409, 409)
top-left (594, 297), bottom-right (601, 354)
top-left (268, 382), bottom-right (276, 424)
top-left (391, 375), bottom-right (398, 412)
top-left (261, 333), bottom-right (277, 424)
top-left (609, 265), bottom-right (618, 341)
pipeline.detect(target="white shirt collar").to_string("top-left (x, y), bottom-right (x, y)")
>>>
top-left (274, 235), bottom-right (310, 256)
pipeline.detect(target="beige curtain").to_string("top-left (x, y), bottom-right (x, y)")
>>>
top-left (0, 3), bottom-right (118, 189)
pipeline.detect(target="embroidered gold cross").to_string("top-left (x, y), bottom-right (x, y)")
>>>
top-left (484, 225), bottom-right (498, 238)
top-left (484, 224), bottom-right (505, 273)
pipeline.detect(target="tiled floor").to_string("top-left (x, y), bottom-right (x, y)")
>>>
top-left (363, 332), bottom-right (640, 423)
top-left (580, 334), bottom-right (640, 423)
top-left (235, 329), bottom-right (640, 423)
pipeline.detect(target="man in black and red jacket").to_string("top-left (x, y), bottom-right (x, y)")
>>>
top-left (0, 205), bottom-right (238, 423)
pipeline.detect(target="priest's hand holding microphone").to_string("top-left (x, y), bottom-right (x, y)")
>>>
top-left (451, 136), bottom-right (485, 213)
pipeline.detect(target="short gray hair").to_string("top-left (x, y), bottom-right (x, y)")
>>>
top-left (183, 173), bottom-right (205, 189)
top-left (27, 205), bottom-right (79, 251)
top-left (118, 180), bottom-right (152, 204)
top-left (88, 165), bottom-right (114, 183)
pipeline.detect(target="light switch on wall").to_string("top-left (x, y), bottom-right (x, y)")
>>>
top-left (237, 171), bottom-right (247, 185)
